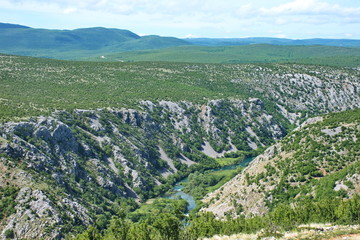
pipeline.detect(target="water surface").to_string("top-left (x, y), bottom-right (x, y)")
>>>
top-left (164, 156), bottom-right (254, 211)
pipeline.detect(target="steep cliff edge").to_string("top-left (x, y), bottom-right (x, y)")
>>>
top-left (0, 55), bottom-right (360, 239)
top-left (0, 99), bottom-right (289, 239)
top-left (202, 108), bottom-right (360, 218)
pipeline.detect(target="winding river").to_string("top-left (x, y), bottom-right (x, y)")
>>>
top-left (164, 156), bottom-right (254, 211)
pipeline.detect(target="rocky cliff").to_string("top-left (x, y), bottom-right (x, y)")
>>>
top-left (201, 109), bottom-right (360, 218)
top-left (0, 57), bottom-right (360, 239)
top-left (0, 98), bottom-right (291, 239)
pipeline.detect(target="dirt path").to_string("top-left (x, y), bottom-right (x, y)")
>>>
top-left (328, 233), bottom-right (360, 240)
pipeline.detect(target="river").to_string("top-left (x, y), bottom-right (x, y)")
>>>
top-left (164, 156), bottom-right (254, 212)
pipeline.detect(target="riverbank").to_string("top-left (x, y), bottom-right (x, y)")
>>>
top-left (163, 156), bottom-right (254, 211)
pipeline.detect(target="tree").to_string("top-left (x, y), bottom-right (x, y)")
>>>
top-left (152, 213), bottom-right (181, 240)
top-left (73, 226), bottom-right (100, 240)
top-left (103, 216), bottom-right (130, 240)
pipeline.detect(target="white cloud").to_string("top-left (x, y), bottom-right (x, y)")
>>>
top-left (63, 7), bottom-right (77, 14)
top-left (183, 34), bottom-right (200, 38)
top-left (3, 0), bottom-right (360, 24)
top-left (0, 0), bottom-right (359, 38)
top-left (260, 0), bottom-right (360, 17)
top-left (232, 0), bottom-right (360, 26)
top-left (236, 3), bottom-right (256, 17)
top-left (275, 18), bottom-right (287, 25)
top-left (261, 0), bottom-right (323, 15)
top-left (275, 33), bottom-right (287, 38)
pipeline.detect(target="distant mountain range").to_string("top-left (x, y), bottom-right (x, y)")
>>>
top-left (0, 23), bottom-right (190, 58)
top-left (1, 22), bottom-right (360, 61)
top-left (0, 23), bottom-right (30, 29)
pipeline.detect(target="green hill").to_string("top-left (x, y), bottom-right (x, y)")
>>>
top-left (0, 27), bottom-right (140, 50)
top-left (1, 23), bottom-right (360, 65)
top-left (0, 25), bottom-right (190, 59)
top-left (0, 23), bottom-right (30, 29)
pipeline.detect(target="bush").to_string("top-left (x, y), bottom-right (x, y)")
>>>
top-left (4, 229), bottom-right (14, 239)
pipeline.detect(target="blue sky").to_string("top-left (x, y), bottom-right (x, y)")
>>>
top-left (0, 0), bottom-right (359, 39)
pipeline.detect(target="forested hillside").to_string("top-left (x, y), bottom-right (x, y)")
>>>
top-left (1, 23), bottom-right (360, 64)
top-left (0, 24), bottom-right (190, 59)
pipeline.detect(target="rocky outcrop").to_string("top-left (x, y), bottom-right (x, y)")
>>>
top-left (0, 99), bottom-right (290, 239)
top-left (201, 109), bottom-right (360, 218)
top-left (246, 66), bottom-right (360, 113)
top-left (0, 84), bottom-right (359, 238)
top-left (201, 144), bottom-right (281, 217)
top-left (0, 55), bottom-right (360, 239)
top-left (2, 187), bottom-right (63, 240)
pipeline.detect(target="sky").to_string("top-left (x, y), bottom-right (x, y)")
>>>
top-left (0, 0), bottom-right (359, 39)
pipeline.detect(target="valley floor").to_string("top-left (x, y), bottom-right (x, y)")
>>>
top-left (201, 224), bottom-right (360, 240)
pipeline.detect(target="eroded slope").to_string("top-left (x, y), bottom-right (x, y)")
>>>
top-left (202, 109), bottom-right (360, 218)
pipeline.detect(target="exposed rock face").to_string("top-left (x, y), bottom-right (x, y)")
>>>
top-left (201, 144), bottom-right (281, 217)
top-left (2, 187), bottom-right (63, 240)
top-left (0, 99), bottom-right (289, 239)
top-left (0, 64), bottom-right (359, 239)
top-left (249, 68), bottom-right (360, 113)
top-left (201, 109), bottom-right (360, 218)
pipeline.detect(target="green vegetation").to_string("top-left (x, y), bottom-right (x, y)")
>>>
top-left (0, 186), bottom-right (19, 220)
top-left (315, 162), bottom-right (360, 200)
top-left (180, 152), bottom-right (259, 200)
top-left (0, 91), bottom-right (288, 237)
top-left (181, 169), bottom-right (241, 200)
top-left (205, 169), bottom-right (241, 193)
top-left (4, 229), bottom-right (14, 239)
top-left (243, 108), bottom-right (360, 209)
top-left (0, 54), bottom-right (253, 121)
top-left (0, 31), bottom-right (359, 240)
top-left (67, 107), bottom-right (356, 240)
top-left (0, 26), bottom-right (190, 60)
top-left (74, 195), bottom-right (360, 240)
top-left (220, 149), bottom-right (263, 166)
top-left (213, 149), bottom-right (260, 167)
top-left (1, 24), bottom-right (360, 64)
top-left (91, 44), bottom-right (360, 67)
top-left (1, 54), bottom-right (358, 122)
top-left (186, 37), bottom-right (360, 47)
top-left (215, 157), bottom-right (239, 166)
top-left (127, 198), bottom-right (187, 222)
